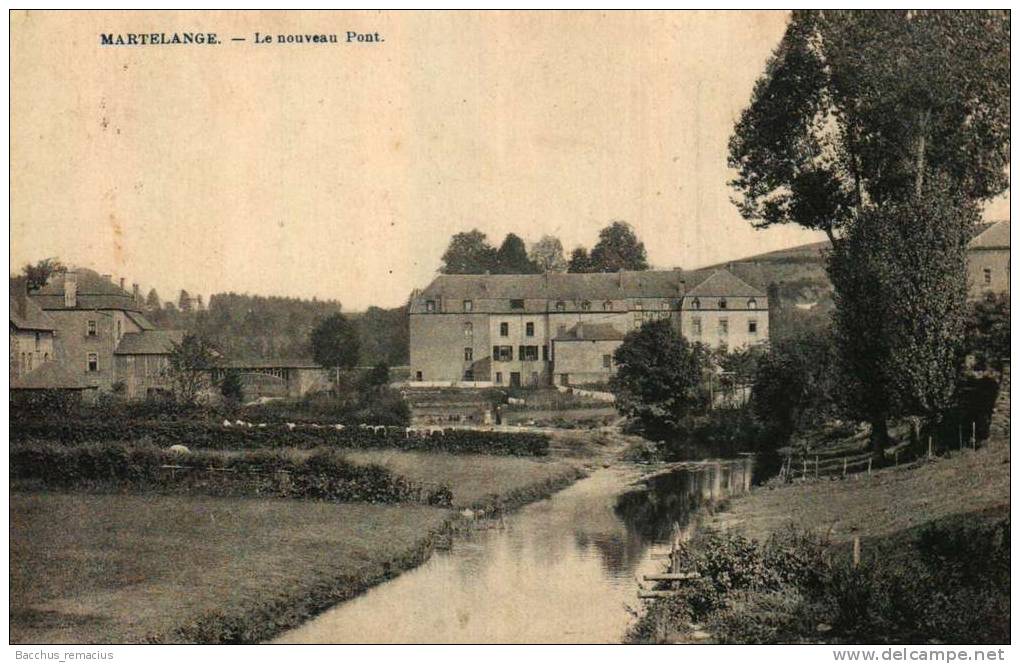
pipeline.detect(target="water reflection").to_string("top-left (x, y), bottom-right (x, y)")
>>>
top-left (275, 462), bottom-right (750, 644)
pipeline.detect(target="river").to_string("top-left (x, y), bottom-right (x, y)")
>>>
top-left (275, 460), bottom-right (750, 644)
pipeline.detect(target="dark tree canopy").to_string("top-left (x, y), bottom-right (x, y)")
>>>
top-left (20, 257), bottom-right (65, 291)
top-left (610, 319), bottom-right (710, 439)
top-left (165, 334), bottom-right (217, 404)
top-left (589, 221), bottom-right (649, 272)
top-left (567, 247), bottom-right (593, 273)
top-left (310, 313), bottom-right (361, 380)
top-left (439, 230), bottom-right (498, 274)
top-left (729, 10), bottom-right (1010, 240)
top-left (828, 184), bottom-right (974, 447)
top-left (494, 233), bottom-right (539, 274)
top-left (145, 288), bottom-right (162, 310)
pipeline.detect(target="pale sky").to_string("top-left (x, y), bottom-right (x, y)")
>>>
top-left (10, 10), bottom-right (1009, 310)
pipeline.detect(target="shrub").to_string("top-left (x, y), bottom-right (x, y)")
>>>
top-left (10, 442), bottom-right (452, 506)
top-left (11, 419), bottom-right (549, 456)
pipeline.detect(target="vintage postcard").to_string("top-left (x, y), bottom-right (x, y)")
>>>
top-left (8, 9), bottom-right (1011, 651)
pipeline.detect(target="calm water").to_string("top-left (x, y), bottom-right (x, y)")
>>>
top-left (275, 461), bottom-right (750, 644)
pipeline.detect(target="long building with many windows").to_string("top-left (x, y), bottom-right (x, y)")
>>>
top-left (408, 268), bottom-right (767, 387)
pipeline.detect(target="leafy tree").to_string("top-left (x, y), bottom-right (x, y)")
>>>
top-left (567, 247), bottom-right (594, 273)
top-left (963, 292), bottom-right (1010, 371)
top-left (752, 331), bottom-right (839, 444)
top-left (21, 257), bottom-right (65, 291)
top-left (439, 229), bottom-right (498, 274)
top-left (590, 221), bottom-right (649, 272)
top-left (165, 334), bottom-right (216, 404)
top-left (178, 289), bottom-right (192, 312)
top-left (729, 10), bottom-right (1009, 241)
top-left (529, 235), bottom-right (568, 273)
top-left (219, 370), bottom-right (244, 404)
top-left (610, 319), bottom-right (710, 439)
top-left (360, 361), bottom-right (391, 393)
top-left (494, 233), bottom-right (539, 274)
top-left (145, 288), bottom-right (162, 310)
top-left (730, 11), bottom-right (1008, 447)
top-left (310, 312), bottom-right (360, 385)
top-left (828, 185), bottom-right (973, 449)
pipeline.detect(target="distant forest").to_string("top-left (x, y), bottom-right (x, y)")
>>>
top-left (147, 293), bottom-right (410, 366)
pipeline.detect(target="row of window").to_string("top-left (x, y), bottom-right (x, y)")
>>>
top-left (489, 345), bottom-right (547, 362)
top-left (689, 318), bottom-right (758, 337)
top-left (426, 298), bottom-right (758, 313)
top-left (16, 351), bottom-right (50, 374)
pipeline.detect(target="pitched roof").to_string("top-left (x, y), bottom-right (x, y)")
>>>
top-left (685, 269), bottom-right (765, 298)
top-left (125, 310), bottom-right (157, 330)
top-left (412, 271), bottom-right (686, 313)
top-left (554, 322), bottom-right (626, 341)
top-left (114, 329), bottom-right (184, 355)
top-left (969, 219), bottom-right (1010, 249)
top-left (9, 295), bottom-right (56, 331)
top-left (30, 269), bottom-right (142, 312)
top-left (11, 361), bottom-right (97, 390)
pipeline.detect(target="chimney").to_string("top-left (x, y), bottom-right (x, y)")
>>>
top-left (64, 271), bottom-right (78, 308)
top-left (119, 277), bottom-right (126, 291)
top-left (133, 283), bottom-right (141, 302)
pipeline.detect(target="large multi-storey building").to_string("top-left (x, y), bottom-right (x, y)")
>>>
top-left (409, 268), bottom-right (767, 387)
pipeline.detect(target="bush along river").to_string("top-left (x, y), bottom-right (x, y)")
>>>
top-left (275, 458), bottom-right (753, 644)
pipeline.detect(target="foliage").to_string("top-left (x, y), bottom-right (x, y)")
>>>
top-left (589, 221), bottom-right (649, 272)
top-left (310, 313), bottom-right (360, 382)
top-left (610, 320), bottom-right (710, 439)
top-left (752, 330), bottom-right (839, 445)
top-left (10, 441), bottom-right (453, 506)
top-left (494, 233), bottom-right (539, 274)
top-left (19, 257), bottom-right (65, 291)
top-left (528, 235), bottom-right (568, 273)
top-left (219, 370), bottom-right (244, 404)
top-left (566, 246), bottom-right (593, 273)
top-left (360, 361), bottom-right (391, 392)
top-left (13, 418), bottom-right (551, 457)
top-left (145, 287), bottom-right (161, 310)
top-left (963, 292), bottom-right (1010, 370)
top-left (828, 187), bottom-right (973, 447)
top-left (729, 10), bottom-right (1009, 238)
top-left (165, 334), bottom-right (217, 404)
top-left (628, 517), bottom-right (1009, 644)
top-left (439, 229), bottom-right (499, 274)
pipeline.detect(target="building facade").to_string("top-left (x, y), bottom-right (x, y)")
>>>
top-left (10, 295), bottom-right (56, 380)
top-left (409, 269), bottom-right (767, 387)
top-left (967, 220), bottom-right (1010, 299)
top-left (25, 269), bottom-right (183, 399)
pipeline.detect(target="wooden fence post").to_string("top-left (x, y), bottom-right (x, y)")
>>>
top-left (927, 436), bottom-right (933, 459)
top-left (852, 533), bottom-right (861, 568)
top-left (972, 421), bottom-right (977, 450)
top-left (867, 457), bottom-right (872, 477)
top-left (815, 456), bottom-right (819, 478)
top-left (958, 423), bottom-right (963, 451)
top-left (894, 449), bottom-right (899, 467)
top-left (802, 457), bottom-right (807, 480)
top-left (842, 457), bottom-right (847, 478)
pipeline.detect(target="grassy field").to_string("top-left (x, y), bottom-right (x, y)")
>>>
top-left (712, 437), bottom-right (1011, 544)
top-left (10, 493), bottom-right (450, 644)
top-left (343, 449), bottom-right (584, 507)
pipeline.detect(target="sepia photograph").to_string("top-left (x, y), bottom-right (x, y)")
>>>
top-left (7, 8), bottom-right (1012, 650)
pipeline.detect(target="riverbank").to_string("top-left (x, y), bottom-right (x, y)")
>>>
top-left (627, 436), bottom-right (1010, 644)
top-left (10, 448), bottom-right (588, 644)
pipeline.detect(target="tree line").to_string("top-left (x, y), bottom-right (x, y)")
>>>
top-left (438, 220), bottom-right (649, 274)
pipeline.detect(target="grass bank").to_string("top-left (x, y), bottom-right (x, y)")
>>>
top-left (629, 437), bottom-right (1010, 644)
top-left (10, 493), bottom-right (451, 644)
top-left (343, 450), bottom-right (586, 509)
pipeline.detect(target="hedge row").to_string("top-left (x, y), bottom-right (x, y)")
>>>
top-left (10, 442), bottom-right (453, 506)
top-left (14, 420), bottom-right (549, 456)
top-left (12, 420), bottom-right (550, 456)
